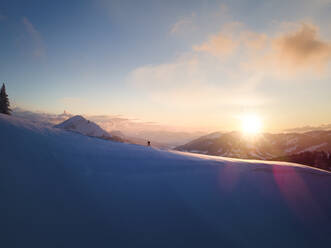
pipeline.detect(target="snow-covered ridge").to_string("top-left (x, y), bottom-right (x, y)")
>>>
top-left (1, 113), bottom-right (331, 247)
top-left (301, 142), bottom-right (328, 152)
top-left (55, 115), bottom-right (113, 139)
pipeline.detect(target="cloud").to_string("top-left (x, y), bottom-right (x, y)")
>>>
top-left (130, 55), bottom-right (203, 90)
top-left (171, 13), bottom-right (196, 34)
top-left (129, 51), bottom-right (267, 109)
top-left (193, 33), bottom-right (238, 58)
top-left (284, 123), bottom-right (331, 133)
top-left (240, 31), bottom-right (268, 51)
top-left (193, 22), bottom-right (269, 59)
top-left (271, 23), bottom-right (331, 72)
top-left (193, 22), bottom-right (242, 58)
top-left (22, 17), bottom-right (45, 57)
top-left (171, 3), bottom-right (230, 36)
top-left (148, 84), bottom-right (268, 109)
top-left (128, 21), bottom-right (330, 119)
top-left (12, 107), bottom-right (72, 126)
top-left (195, 22), bottom-right (331, 77)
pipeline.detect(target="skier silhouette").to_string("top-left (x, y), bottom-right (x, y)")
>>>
top-left (147, 140), bottom-right (151, 146)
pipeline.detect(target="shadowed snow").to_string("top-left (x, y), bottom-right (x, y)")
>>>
top-left (1, 114), bottom-right (330, 248)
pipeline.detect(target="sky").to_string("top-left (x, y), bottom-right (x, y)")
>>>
top-left (1, 0), bottom-right (331, 132)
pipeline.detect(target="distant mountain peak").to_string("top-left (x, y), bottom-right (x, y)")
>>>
top-left (55, 115), bottom-right (112, 139)
top-left (63, 115), bottom-right (85, 122)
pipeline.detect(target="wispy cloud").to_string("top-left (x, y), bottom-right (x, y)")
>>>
top-left (22, 17), bottom-right (45, 57)
top-left (170, 13), bottom-right (196, 34)
top-left (129, 51), bottom-right (267, 110)
top-left (129, 21), bottom-right (331, 114)
top-left (284, 123), bottom-right (331, 133)
top-left (170, 3), bottom-right (229, 35)
top-left (193, 32), bottom-right (238, 58)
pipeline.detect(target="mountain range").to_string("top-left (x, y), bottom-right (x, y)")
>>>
top-left (176, 130), bottom-right (331, 160)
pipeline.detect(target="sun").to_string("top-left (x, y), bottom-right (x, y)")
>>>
top-left (241, 114), bottom-right (262, 135)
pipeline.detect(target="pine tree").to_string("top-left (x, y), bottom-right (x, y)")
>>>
top-left (0, 83), bottom-right (11, 115)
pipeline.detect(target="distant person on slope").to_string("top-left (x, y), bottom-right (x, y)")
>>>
top-left (147, 141), bottom-right (151, 146)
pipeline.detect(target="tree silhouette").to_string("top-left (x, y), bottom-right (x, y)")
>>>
top-left (0, 83), bottom-right (11, 115)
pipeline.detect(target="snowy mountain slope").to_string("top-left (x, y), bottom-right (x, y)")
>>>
top-left (176, 131), bottom-right (331, 159)
top-left (1, 114), bottom-right (331, 248)
top-left (55, 115), bottom-right (126, 143)
top-left (55, 115), bottom-right (112, 138)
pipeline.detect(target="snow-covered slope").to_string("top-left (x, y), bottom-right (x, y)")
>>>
top-left (1, 114), bottom-right (331, 248)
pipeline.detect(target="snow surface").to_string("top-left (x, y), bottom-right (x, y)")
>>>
top-left (285, 145), bottom-right (298, 154)
top-left (301, 142), bottom-right (328, 152)
top-left (204, 132), bottom-right (223, 139)
top-left (1, 113), bottom-right (331, 248)
top-left (286, 136), bottom-right (299, 146)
